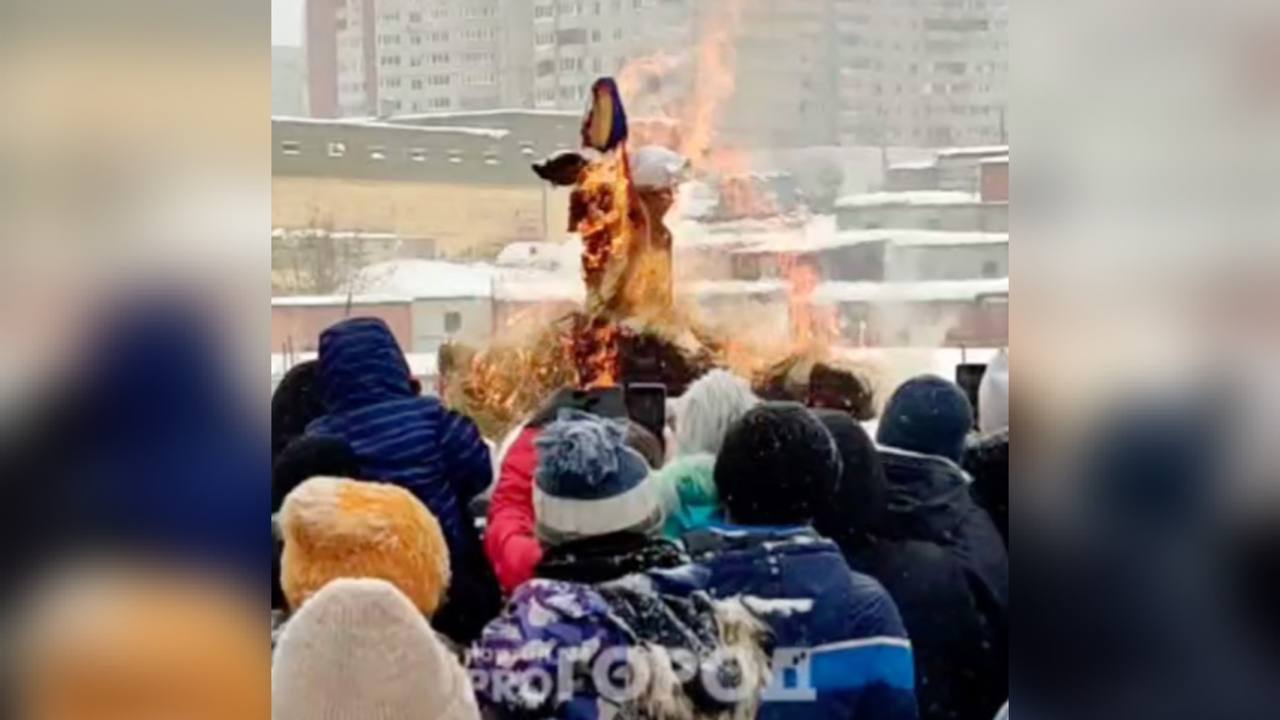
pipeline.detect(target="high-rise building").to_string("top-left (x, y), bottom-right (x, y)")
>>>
top-left (273, 45), bottom-right (310, 117)
top-left (836, 0), bottom-right (1008, 147)
top-left (528, 0), bottom-right (694, 111)
top-left (301, 0), bottom-right (1008, 149)
top-left (306, 0), bottom-right (533, 118)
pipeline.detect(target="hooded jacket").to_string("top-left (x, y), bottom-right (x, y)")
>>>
top-left (469, 566), bottom-right (771, 720)
top-left (964, 429), bottom-right (1009, 547)
top-left (305, 318), bottom-right (499, 643)
top-left (484, 387), bottom-right (629, 593)
top-left (877, 447), bottom-right (1009, 614)
top-left (685, 526), bottom-right (919, 720)
top-left (817, 412), bottom-right (1008, 720)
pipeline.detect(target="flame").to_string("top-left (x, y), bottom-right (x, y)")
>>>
top-left (680, 0), bottom-right (744, 171)
top-left (572, 147), bottom-right (637, 388)
top-left (780, 254), bottom-right (838, 353)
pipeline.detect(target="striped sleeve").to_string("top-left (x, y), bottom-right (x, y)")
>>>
top-left (439, 408), bottom-right (492, 501)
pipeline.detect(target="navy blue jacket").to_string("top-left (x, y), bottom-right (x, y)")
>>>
top-left (306, 318), bottom-right (499, 642)
top-left (685, 526), bottom-right (919, 720)
top-left (878, 447), bottom-right (1009, 613)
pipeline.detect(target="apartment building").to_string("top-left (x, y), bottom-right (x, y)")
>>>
top-left (836, 0), bottom-right (1008, 147)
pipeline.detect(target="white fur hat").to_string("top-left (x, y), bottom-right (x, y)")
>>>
top-left (272, 578), bottom-right (479, 720)
top-left (674, 369), bottom-right (758, 457)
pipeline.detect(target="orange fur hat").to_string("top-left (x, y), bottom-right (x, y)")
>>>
top-left (279, 477), bottom-right (451, 616)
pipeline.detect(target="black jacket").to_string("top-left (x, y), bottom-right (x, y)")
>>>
top-left (964, 429), bottom-right (1009, 547)
top-left (870, 445), bottom-right (1009, 720)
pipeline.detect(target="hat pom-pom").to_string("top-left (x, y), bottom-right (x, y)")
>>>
top-left (536, 409), bottom-right (626, 487)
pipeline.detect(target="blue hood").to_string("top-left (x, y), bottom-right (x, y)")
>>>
top-left (316, 318), bottom-right (414, 413)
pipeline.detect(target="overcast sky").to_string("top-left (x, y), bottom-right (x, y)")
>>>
top-left (273, 0), bottom-right (304, 47)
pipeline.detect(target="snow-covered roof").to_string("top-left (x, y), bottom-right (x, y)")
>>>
top-left (494, 275), bottom-right (585, 303)
top-left (340, 258), bottom-right (585, 303)
top-left (495, 241), bottom-right (579, 271)
top-left (272, 293), bottom-right (411, 307)
top-left (349, 259), bottom-right (497, 299)
top-left (835, 190), bottom-right (980, 209)
top-left (732, 229), bottom-right (1008, 255)
top-left (813, 278), bottom-right (1009, 304)
top-left (272, 116), bottom-right (509, 139)
top-left (935, 145), bottom-right (1009, 159)
top-left (888, 160), bottom-right (937, 171)
top-left (980, 155), bottom-right (1010, 165)
top-left (381, 108), bottom-right (580, 121)
top-left (685, 280), bottom-right (787, 297)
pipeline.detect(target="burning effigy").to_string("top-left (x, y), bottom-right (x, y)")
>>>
top-left (454, 77), bottom-right (871, 438)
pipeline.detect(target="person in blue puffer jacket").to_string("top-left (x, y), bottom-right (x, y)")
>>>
top-left (304, 317), bottom-right (500, 643)
top-left (685, 402), bottom-right (919, 720)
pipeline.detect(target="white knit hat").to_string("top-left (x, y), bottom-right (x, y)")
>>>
top-left (272, 578), bottom-right (480, 720)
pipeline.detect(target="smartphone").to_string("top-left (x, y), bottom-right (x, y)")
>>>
top-left (955, 363), bottom-right (987, 429)
top-left (624, 382), bottom-right (667, 446)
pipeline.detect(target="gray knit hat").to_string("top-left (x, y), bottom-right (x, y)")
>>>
top-left (272, 578), bottom-right (479, 720)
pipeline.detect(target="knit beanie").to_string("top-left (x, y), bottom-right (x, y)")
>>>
top-left (534, 409), bottom-right (663, 545)
top-left (877, 375), bottom-right (975, 463)
top-left (271, 435), bottom-right (361, 513)
top-left (652, 453), bottom-right (722, 538)
top-left (280, 477), bottom-right (451, 617)
top-left (814, 410), bottom-right (889, 549)
top-left (674, 369), bottom-right (758, 456)
top-left (272, 578), bottom-right (480, 720)
top-left (714, 403), bottom-right (841, 526)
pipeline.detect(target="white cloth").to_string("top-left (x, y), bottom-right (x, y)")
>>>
top-left (978, 348), bottom-right (1009, 434)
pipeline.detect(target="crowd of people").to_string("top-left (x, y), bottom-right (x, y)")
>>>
top-left (271, 317), bottom-right (1011, 720)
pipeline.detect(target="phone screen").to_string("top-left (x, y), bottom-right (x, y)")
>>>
top-left (625, 383), bottom-right (667, 444)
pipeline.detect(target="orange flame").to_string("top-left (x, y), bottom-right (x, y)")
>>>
top-left (780, 254), bottom-right (838, 353)
top-left (572, 148), bottom-right (637, 388)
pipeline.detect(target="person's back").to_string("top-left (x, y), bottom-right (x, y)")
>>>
top-left (694, 403), bottom-right (918, 720)
top-left (876, 376), bottom-right (1009, 612)
top-left (687, 526), bottom-right (917, 720)
top-left (305, 317), bottom-right (498, 642)
top-left (470, 410), bottom-right (770, 720)
top-left (815, 409), bottom-right (1007, 720)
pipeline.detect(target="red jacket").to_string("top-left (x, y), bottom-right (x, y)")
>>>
top-left (484, 426), bottom-right (543, 593)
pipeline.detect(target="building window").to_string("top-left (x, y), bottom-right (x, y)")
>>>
top-left (280, 141), bottom-right (301, 155)
top-left (409, 147), bottom-right (427, 162)
top-left (327, 142), bottom-right (346, 157)
top-left (369, 146), bottom-right (387, 160)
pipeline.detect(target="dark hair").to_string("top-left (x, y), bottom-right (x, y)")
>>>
top-left (271, 361), bottom-right (324, 461)
top-left (714, 403), bottom-right (840, 526)
top-left (813, 410), bottom-right (889, 553)
top-left (271, 436), bottom-right (362, 513)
